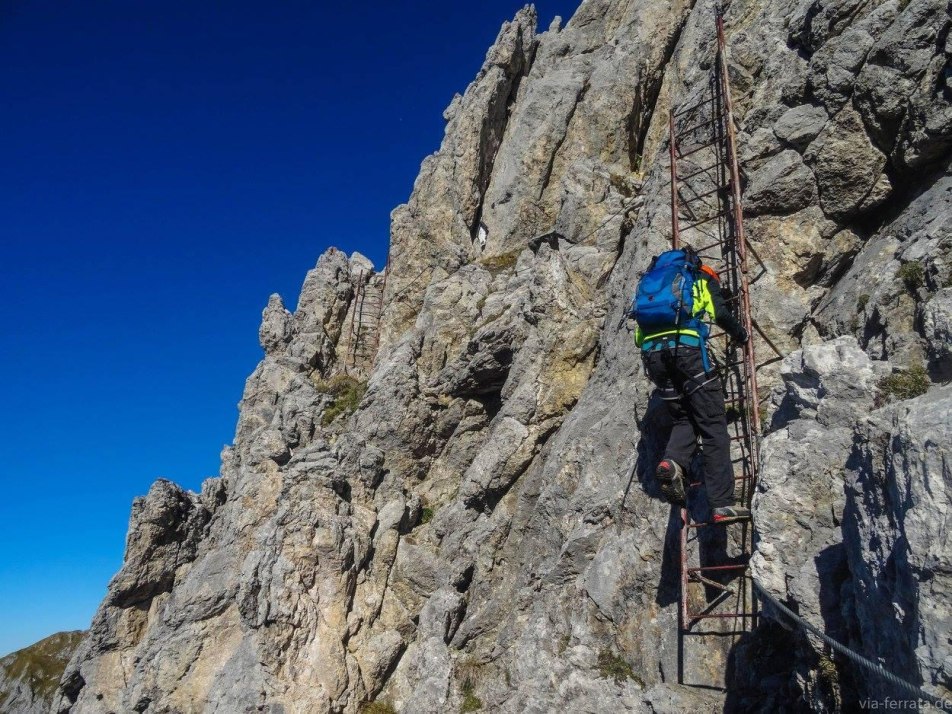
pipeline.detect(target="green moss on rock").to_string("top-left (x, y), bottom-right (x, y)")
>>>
top-left (596, 649), bottom-right (641, 686)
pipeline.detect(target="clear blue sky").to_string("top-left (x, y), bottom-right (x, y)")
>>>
top-left (0, 1), bottom-right (577, 655)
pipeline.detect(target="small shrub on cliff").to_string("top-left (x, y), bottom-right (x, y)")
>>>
top-left (857, 294), bottom-right (870, 311)
top-left (315, 374), bottom-right (368, 425)
top-left (876, 364), bottom-right (930, 405)
top-left (897, 262), bottom-right (924, 292)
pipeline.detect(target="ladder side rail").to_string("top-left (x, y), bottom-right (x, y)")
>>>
top-left (371, 254), bottom-right (391, 357)
top-left (717, 14), bottom-right (762, 475)
top-left (344, 271), bottom-right (364, 370)
top-left (348, 271), bottom-right (368, 369)
top-left (669, 111), bottom-right (682, 250)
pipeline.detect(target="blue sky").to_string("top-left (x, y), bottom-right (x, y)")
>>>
top-left (0, 0), bottom-right (577, 655)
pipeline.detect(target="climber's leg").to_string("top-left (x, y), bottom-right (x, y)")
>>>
top-left (644, 350), bottom-right (695, 503)
top-left (678, 349), bottom-right (735, 509)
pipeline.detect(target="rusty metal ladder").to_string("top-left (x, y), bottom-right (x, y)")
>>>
top-left (345, 261), bottom-right (388, 373)
top-left (668, 9), bottom-right (762, 676)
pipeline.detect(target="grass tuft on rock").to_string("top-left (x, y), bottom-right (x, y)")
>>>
top-left (596, 649), bottom-right (639, 685)
top-left (314, 374), bottom-right (368, 426)
top-left (897, 262), bottom-right (924, 292)
top-left (456, 658), bottom-right (485, 712)
top-left (857, 294), bottom-right (870, 311)
top-left (478, 250), bottom-right (520, 273)
top-left (362, 701), bottom-right (397, 714)
top-left (877, 364), bottom-right (930, 405)
top-left (817, 653), bottom-right (843, 710)
top-left (460, 682), bottom-right (483, 713)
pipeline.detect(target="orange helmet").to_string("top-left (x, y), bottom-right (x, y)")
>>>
top-left (700, 264), bottom-right (719, 281)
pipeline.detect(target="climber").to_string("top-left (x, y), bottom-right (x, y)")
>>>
top-left (628, 244), bottom-right (751, 523)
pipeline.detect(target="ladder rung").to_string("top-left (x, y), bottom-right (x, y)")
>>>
top-left (687, 612), bottom-right (758, 620)
top-left (685, 518), bottom-right (751, 529)
top-left (677, 162), bottom-right (722, 182)
top-left (678, 141), bottom-right (721, 160)
top-left (679, 186), bottom-right (724, 205)
top-left (682, 212), bottom-right (728, 231)
top-left (674, 95), bottom-right (718, 118)
top-left (693, 239), bottom-right (725, 253)
top-left (684, 475), bottom-right (754, 487)
top-left (690, 574), bottom-right (736, 593)
top-left (676, 116), bottom-right (719, 138)
top-left (687, 564), bottom-right (748, 573)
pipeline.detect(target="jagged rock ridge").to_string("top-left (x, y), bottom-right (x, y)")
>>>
top-left (49, 0), bottom-right (952, 712)
top-left (0, 632), bottom-right (84, 714)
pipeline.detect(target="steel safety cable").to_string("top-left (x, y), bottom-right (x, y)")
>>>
top-left (751, 579), bottom-right (952, 710)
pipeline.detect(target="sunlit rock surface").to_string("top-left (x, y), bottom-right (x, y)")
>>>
top-left (45, 0), bottom-right (952, 712)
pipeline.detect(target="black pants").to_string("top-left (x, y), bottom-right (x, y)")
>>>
top-left (643, 345), bottom-right (735, 508)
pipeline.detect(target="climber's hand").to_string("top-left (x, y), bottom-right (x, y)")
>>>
top-left (734, 327), bottom-right (750, 346)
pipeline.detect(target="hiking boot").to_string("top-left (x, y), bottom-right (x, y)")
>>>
top-left (656, 459), bottom-right (686, 504)
top-left (712, 505), bottom-right (752, 523)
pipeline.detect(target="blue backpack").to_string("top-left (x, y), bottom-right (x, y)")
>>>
top-left (630, 249), bottom-right (703, 334)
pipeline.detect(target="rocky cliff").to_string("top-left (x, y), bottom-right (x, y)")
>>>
top-left (46, 0), bottom-right (952, 712)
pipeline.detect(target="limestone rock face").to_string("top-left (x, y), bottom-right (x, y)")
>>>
top-left (52, 0), bottom-right (952, 712)
top-left (922, 287), bottom-right (952, 380)
top-left (845, 385), bottom-right (952, 703)
top-left (750, 339), bottom-right (886, 709)
top-left (751, 340), bottom-right (952, 710)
